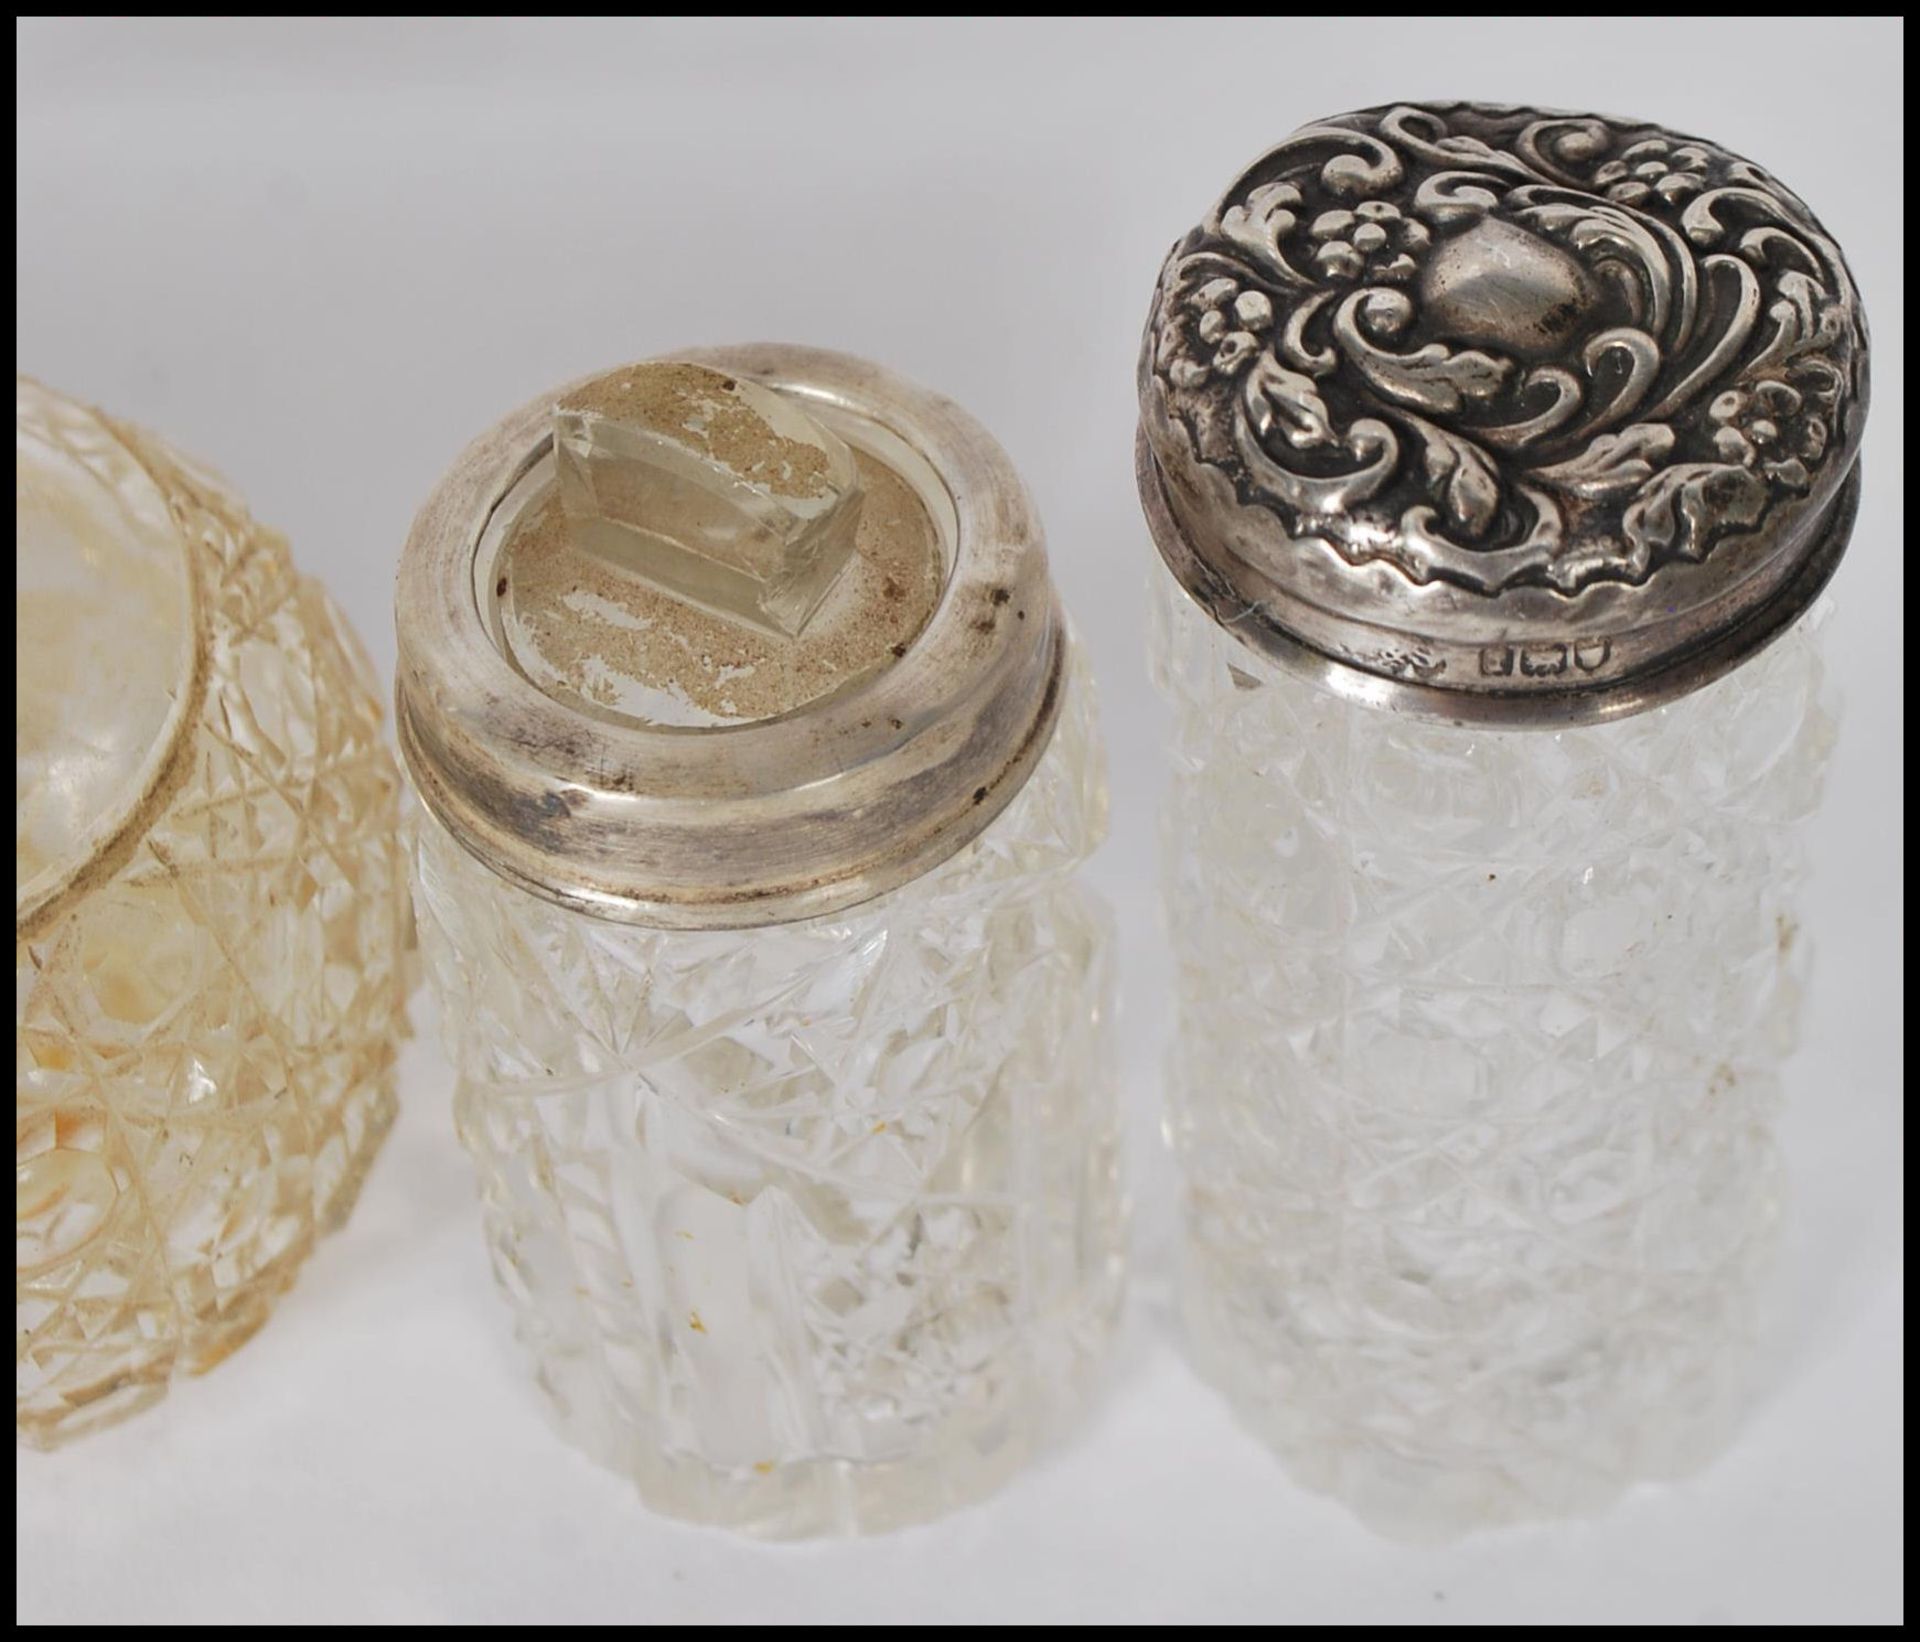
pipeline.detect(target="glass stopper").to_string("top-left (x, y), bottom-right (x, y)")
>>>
top-left (551, 361), bottom-right (864, 638)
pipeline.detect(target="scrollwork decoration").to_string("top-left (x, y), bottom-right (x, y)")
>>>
top-left (1146, 103), bottom-right (1867, 595)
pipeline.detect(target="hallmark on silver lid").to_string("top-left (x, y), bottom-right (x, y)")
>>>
top-left (1137, 102), bottom-right (1869, 725)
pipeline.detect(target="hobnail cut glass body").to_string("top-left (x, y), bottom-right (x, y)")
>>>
top-left (412, 654), bottom-right (1121, 1536)
top-left (16, 413), bottom-right (412, 1447)
top-left (1150, 572), bottom-right (1837, 1538)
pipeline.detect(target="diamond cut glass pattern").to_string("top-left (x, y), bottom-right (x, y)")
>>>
top-left (412, 659), bottom-right (1121, 1536)
top-left (1150, 574), bottom-right (1836, 1537)
top-left (16, 384), bottom-right (412, 1446)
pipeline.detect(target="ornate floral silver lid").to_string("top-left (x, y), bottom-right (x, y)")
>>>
top-left (396, 345), bottom-right (1065, 930)
top-left (1137, 102), bottom-right (1868, 724)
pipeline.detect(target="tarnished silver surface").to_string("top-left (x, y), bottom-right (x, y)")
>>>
top-left (395, 344), bottom-right (1065, 930)
top-left (1138, 102), bottom-right (1868, 724)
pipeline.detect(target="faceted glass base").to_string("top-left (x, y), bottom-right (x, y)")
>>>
top-left (412, 654), bottom-right (1121, 1536)
top-left (1150, 572), bottom-right (1836, 1539)
top-left (16, 394), bottom-right (412, 1447)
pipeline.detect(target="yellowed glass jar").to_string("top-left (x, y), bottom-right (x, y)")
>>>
top-left (15, 378), bottom-right (413, 1445)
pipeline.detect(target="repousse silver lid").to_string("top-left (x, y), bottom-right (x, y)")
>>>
top-left (1137, 102), bottom-right (1868, 725)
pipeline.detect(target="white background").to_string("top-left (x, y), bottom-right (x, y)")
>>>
top-left (16, 17), bottom-right (1904, 1626)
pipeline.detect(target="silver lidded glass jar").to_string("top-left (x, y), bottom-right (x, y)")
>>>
top-left (1137, 104), bottom-right (1867, 1537)
top-left (397, 346), bottom-right (1121, 1536)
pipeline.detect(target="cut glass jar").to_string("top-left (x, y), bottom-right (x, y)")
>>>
top-left (1136, 104), bottom-right (1868, 1537)
top-left (16, 377), bottom-right (413, 1446)
top-left (397, 346), bottom-right (1121, 1537)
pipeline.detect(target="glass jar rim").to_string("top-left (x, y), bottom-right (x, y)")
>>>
top-left (15, 378), bottom-right (208, 941)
